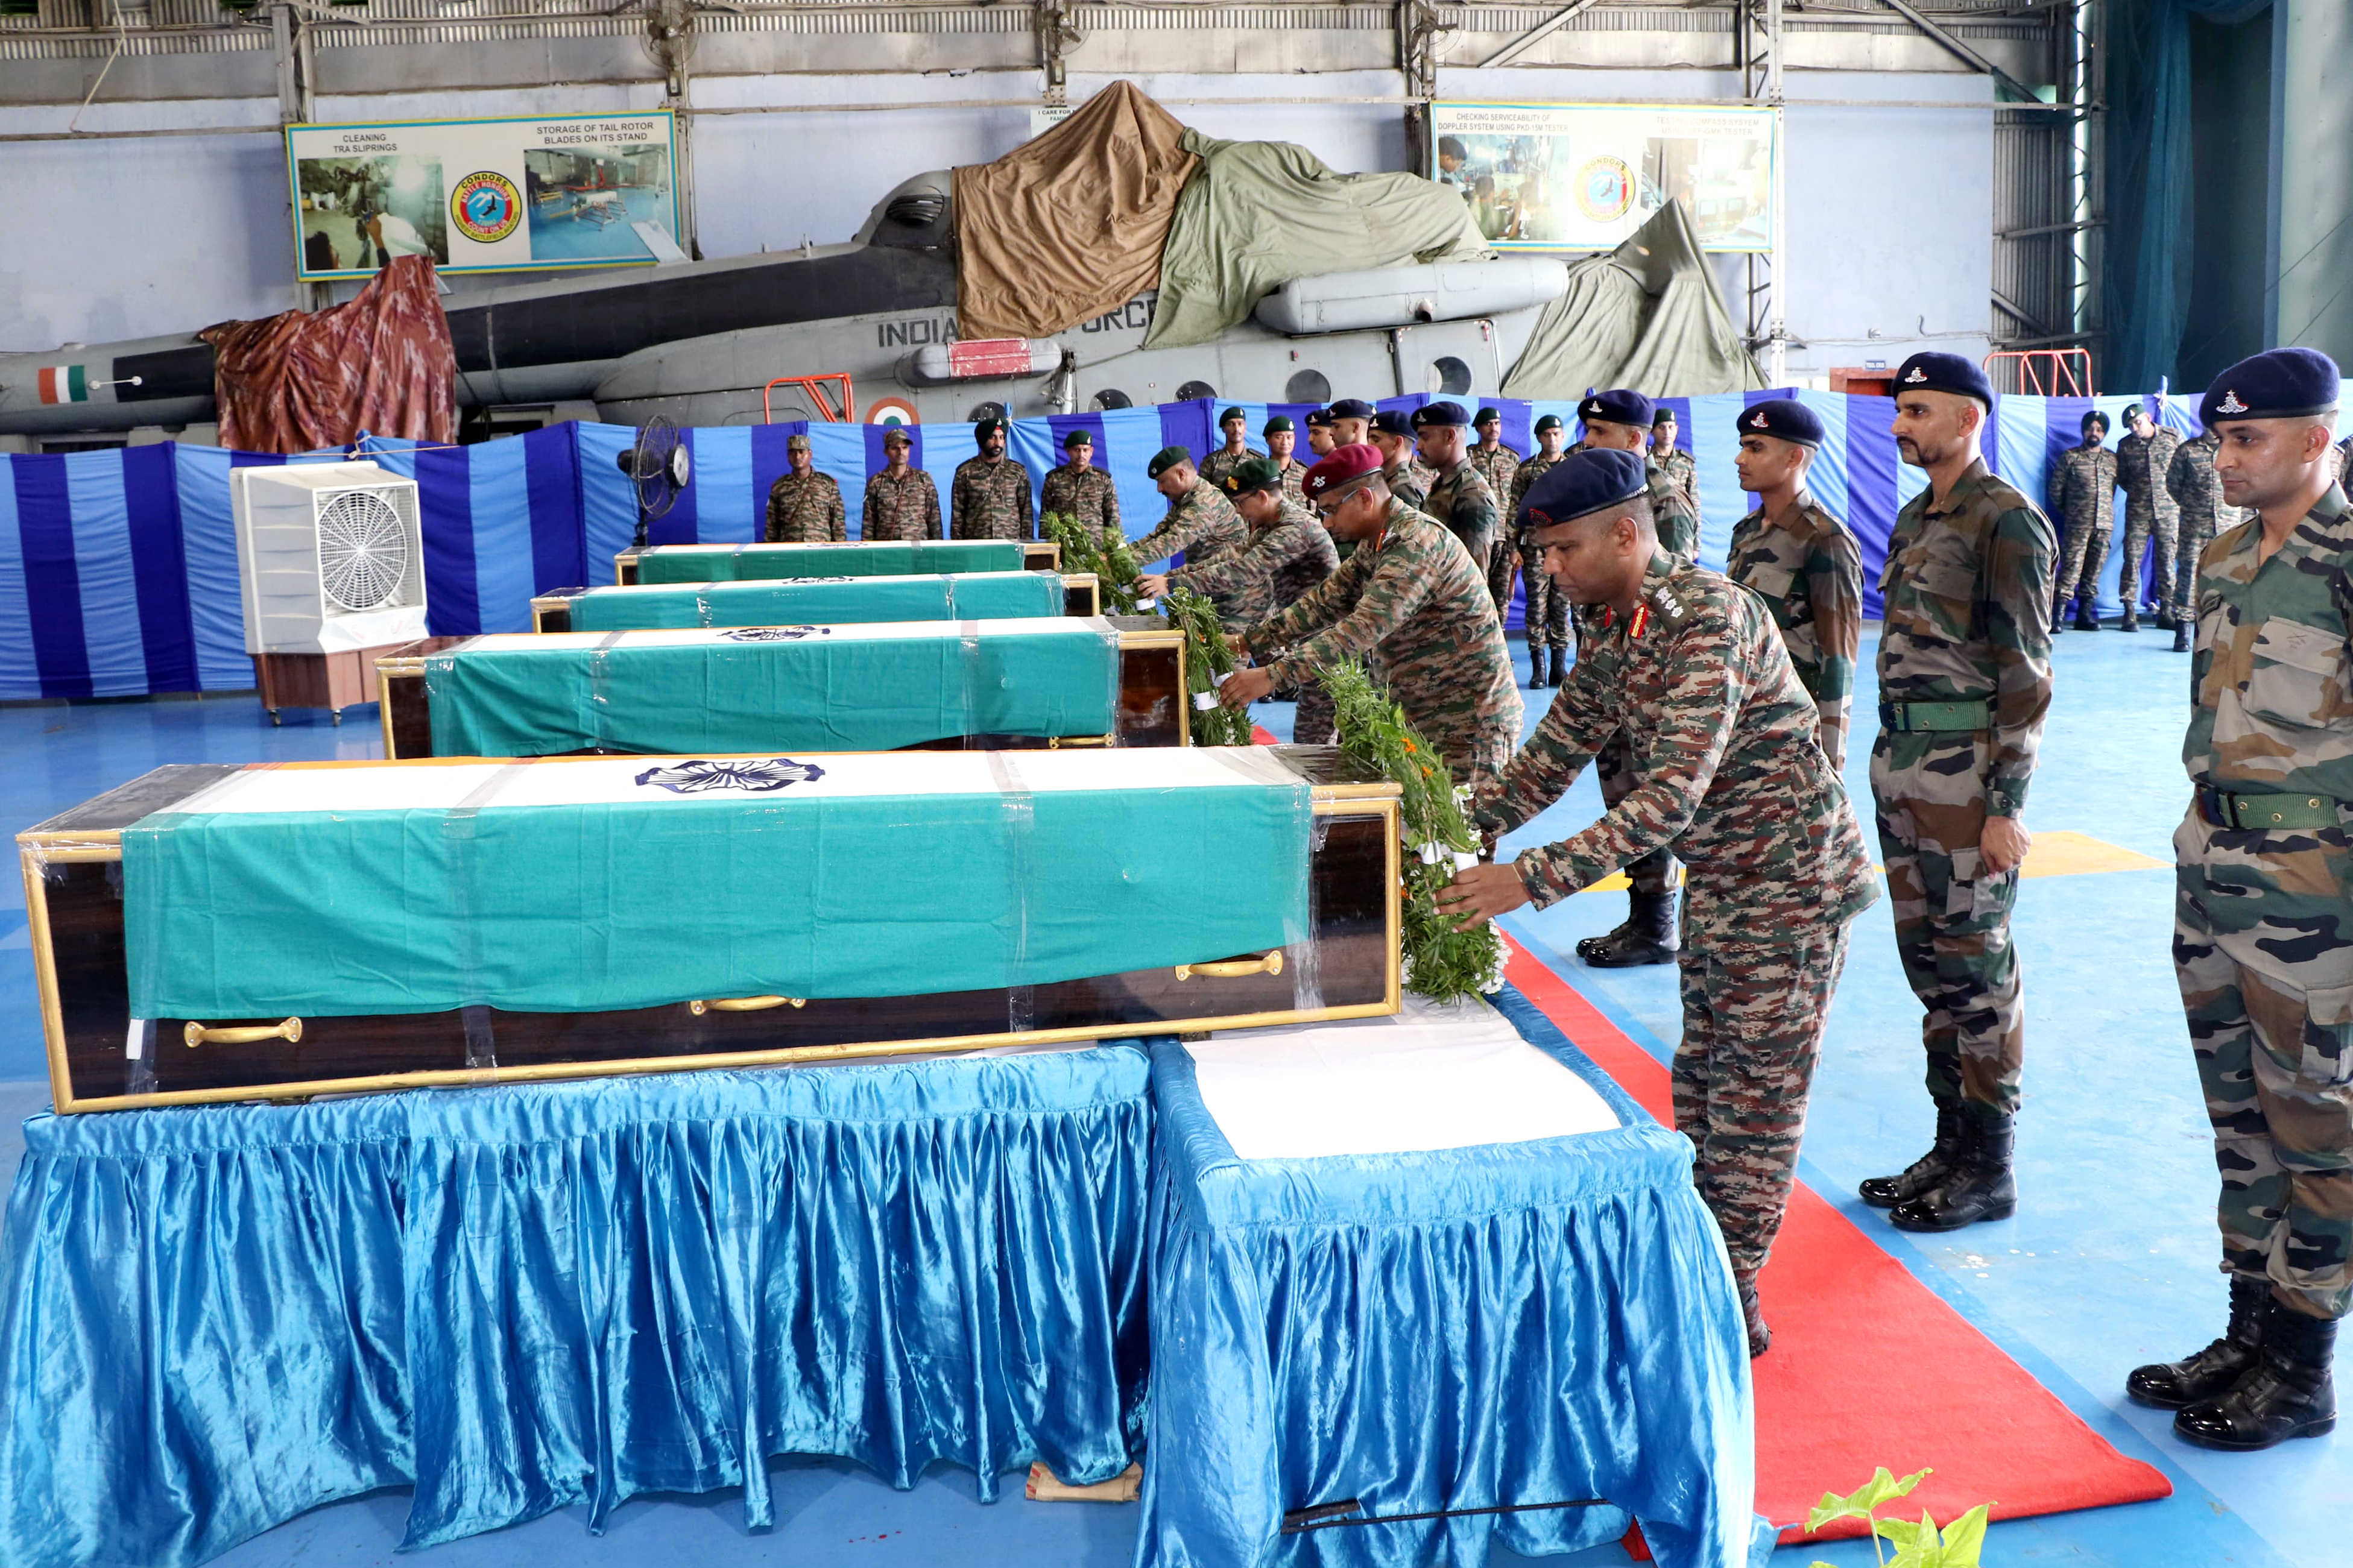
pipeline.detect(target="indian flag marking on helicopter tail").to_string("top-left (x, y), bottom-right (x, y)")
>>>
top-left (37, 366), bottom-right (89, 405)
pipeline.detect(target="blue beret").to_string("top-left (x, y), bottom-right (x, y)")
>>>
top-left (1413, 400), bottom-right (1470, 428)
top-left (1736, 398), bottom-right (1825, 449)
top-left (2202, 348), bottom-right (2343, 425)
top-left (1147, 444), bottom-right (1193, 479)
top-left (1304, 406), bottom-right (1335, 428)
top-left (1371, 409), bottom-right (1417, 438)
top-left (1518, 448), bottom-right (1649, 528)
top-left (1893, 351), bottom-right (1994, 407)
top-left (1532, 414), bottom-right (1564, 433)
top-left (1303, 443), bottom-right (1384, 500)
top-left (1578, 388), bottom-right (1653, 428)
top-left (1328, 398), bottom-right (1376, 421)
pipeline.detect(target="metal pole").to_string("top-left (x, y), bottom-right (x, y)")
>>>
top-left (1762, 0), bottom-right (1786, 387)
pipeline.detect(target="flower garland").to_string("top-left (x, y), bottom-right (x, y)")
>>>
top-left (1321, 660), bottom-right (1508, 1001)
top-left (1160, 586), bottom-right (1256, 747)
top-left (1040, 511), bottom-right (1145, 614)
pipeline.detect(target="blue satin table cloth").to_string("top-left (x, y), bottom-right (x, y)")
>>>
top-left (1135, 986), bottom-right (1767, 1568)
top-left (0, 1051), bottom-right (1152, 1567)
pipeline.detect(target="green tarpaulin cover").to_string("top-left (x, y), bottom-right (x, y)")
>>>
top-left (122, 750), bottom-right (1312, 1018)
top-left (427, 620), bottom-right (1122, 757)
top-left (570, 572), bottom-right (1064, 632)
top-left (636, 542), bottom-right (1029, 584)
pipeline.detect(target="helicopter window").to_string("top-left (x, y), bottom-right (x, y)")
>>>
top-left (1091, 389), bottom-right (1132, 411)
top-left (1175, 380), bottom-right (1218, 402)
top-left (1428, 357), bottom-right (1474, 396)
top-left (1284, 369), bottom-right (1331, 406)
top-left (968, 400), bottom-right (1009, 423)
top-left (885, 194), bottom-right (948, 229)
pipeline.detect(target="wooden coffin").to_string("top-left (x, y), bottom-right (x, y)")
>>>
top-left (531, 572), bottom-right (1101, 633)
top-left (617, 540), bottom-right (1061, 586)
top-left (21, 748), bottom-right (1401, 1113)
top-left (375, 616), bottom-right (1188, 758)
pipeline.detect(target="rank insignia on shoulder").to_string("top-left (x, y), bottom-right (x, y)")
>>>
top-left (1647, 586), bottom-right (1688, 628)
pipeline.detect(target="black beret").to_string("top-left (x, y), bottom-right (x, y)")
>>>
top-left (1412, 400), bottom-right (1470, 429)
top-left (1532, 414), bottom-right (1564, 434)
top-left (1219, 406), bottom-right (1248, 426)
top-left (1328, 398), bottom-right (1376, 421)
top-left (1371, 409), bottom-right (1417, 438)
top-left (1221, 456), bottom-right (1284, 495)
top-left (1063, 427), bottom-right (1093, 449)
top-left (1518, 449), bottom-right (1648, 529)
top-left (1147, 445), bottom-right (1193, 479)
top-left (1893, 351), bottom-right (1994, 408)
top-left (1736, 398), bottom-right (1825, 449)
top-left (1651, 407), bottom-right (1678, 427)
top-left (2202, 348), bottom-right (2343, 425)
top-left (1263, 414), bottom-right (1295, 435)
top-left (1474, 406), bottom-right (1502, 426)
top-left (1578, 389), bottom-right (1653, 428)
top-left (1304, 407), bottom-right (1334, 428)
top-left (2080, 409), bottom-right (2109, 435)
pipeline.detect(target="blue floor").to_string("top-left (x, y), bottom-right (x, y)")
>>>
top-left (0, 626), bottom-right (2343, 1567)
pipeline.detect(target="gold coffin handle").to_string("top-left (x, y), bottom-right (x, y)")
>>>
top-left (689, 995), bottom-right (808, 1015)
top-left (184, 1018), bottom-right (303, 1048)
top-left (1174, 950), bottom-right (1284, 981)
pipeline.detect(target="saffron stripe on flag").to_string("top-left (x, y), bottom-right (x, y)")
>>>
top-left (37, 366), bottom-right (87, 405)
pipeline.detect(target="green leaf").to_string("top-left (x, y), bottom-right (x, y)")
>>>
top-left (1882, 1511), bottom-right (1942, 1568)
top-left (1872, 1513), bottom-right (1930, 1552)
top-left (1808, 1467), bottom-right (1931, 1533)
top-left (1937, 1503), bottom-right (1991, 1567)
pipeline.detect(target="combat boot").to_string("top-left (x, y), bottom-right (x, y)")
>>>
top-left (2127, 1274), bottom-right (2270, 1409)
top-left (1549, 647), bottom-right (1567, 687)
top-left (2120, 603), bottom-right (2140, 632)
top-left (1581, 887), bottom-right (1678, 968)
top-left (1859, 1105), bottom-right (1967, 1209)
top-left (2157, 606), bottom-right (2180, 630)
top-left (2173, 625), bottom-right (2191, 652)
top-left (1887, 1112), bottom-right (2016, 1232)
top-left (2175, 1300), bottom-right (2337, 1450)
top-left (2074, 600), bottom-right (2101, 632)
top-left (1527, 643), bottom-right (1547, 689)
top-left (1738, 1274), bottom-right (1770, 1359)
top-left (2051, 593), bottom-right (2070, 634)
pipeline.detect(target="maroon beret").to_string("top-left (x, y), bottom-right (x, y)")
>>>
top-left (1302, 442), bottom-right (1384, 501)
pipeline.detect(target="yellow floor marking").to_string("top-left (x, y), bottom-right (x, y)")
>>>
top-left (1568, 830), bottom-right (2162, 895)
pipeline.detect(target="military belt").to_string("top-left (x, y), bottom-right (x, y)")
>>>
top-left (2196, 786), bottom-right (2341, 832)
top-left (1880, 699), bottom-right (1992, 733)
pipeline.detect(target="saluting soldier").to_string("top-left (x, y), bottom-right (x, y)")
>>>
top-left (2166, 429), bottom-right (2246, 652)
top-left (1199, 406), bottom-right (1260, 490)
top-left (1219, 444), bottom-right (1522, 781)
top-left (862, 426), bottom-right (941, 541)
top-left (1263, 415), bottom-right (1310, 500)
top-left (1437, 447), bottom-right (1879, 1356)
top-left (1726, 400), bottom-right (1865, 771)
top-left (1412, 400), bottom-right (1500, 579)
top-left (1470, 406), bottom-right (1521, 508)
top-left (765, 433), bottom-right (847, 543)
top-left (1578, 389), bottom-right (1699, 561)
top-left (1328, 398), bottom-right (1375, 450)
top-left (1511, 413), bottom-right (1573, 690)
top-left (1860, 352), bottom-right (2056, 1233)
top-left (1304, 407), bottom-right (1338, 460)
top-left (1368, 409), bottom-right (1429, 512)
top-left (1652, 406), bottom-right (1699, 523)
top-left (2049, 409), bottom-right (2118, 633)
top-left (2129, 347), bottom-right (2352, 1453)
top-left (952, 417), bottom-right (1035, 540)
top-left (1041, 428), bottom-right (1120, 540)
top-left (2115, 403), bottom-right (2186, 632)
top-left (1129, 447), bottom-right (1248, 591)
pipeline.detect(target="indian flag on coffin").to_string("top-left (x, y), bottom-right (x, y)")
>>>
top-left (37, 366), bottom-right (88, 405)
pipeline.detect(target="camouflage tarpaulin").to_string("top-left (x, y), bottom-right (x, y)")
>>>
top-left (198, 254), bottom-right (457, 453)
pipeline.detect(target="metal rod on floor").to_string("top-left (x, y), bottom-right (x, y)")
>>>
top-left (1279, 1496), bottom-right (1608, 1534)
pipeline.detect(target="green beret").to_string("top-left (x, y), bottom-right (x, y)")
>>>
top-left (1263, 415), bottom-right (1295, 435)
top-left (1147, 444), bottom-right (1193, 479)
top-left (1474, 407), bottom-right (1502, 426)
top-left (1063, 427), bottom-right (1093, 449)
top-left (1219, 406), bottom-right (1248, 426)
top-left (1533, 414), bottom-right (1563, 434)
top-left (1221, 456), bottom-right (1284, 496)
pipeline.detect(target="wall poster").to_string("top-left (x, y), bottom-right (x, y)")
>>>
top-left (1430, 102), bottom-right (1777, 253)
top-left (288, 112), bottom-right (681, 282)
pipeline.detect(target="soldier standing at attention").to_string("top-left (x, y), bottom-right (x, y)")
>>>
top-left (2114, 403), bottom-right (2186, 632)
top-left (2166, 429), bottom-right (2246, 652)
top-left (1653, 406), bottom-right (1699, 522)
top-left (1263, 415), bottom-right (1310, 500)
top-left (1219, 444), bottom-right (1522, 781)
top-left (1578, 390), bottom-right (1699, 561)
top-left (2128, 347), bottom-right (2352, 1452)
top-left (1412, 400), bottom-right (1500, 579)
top-left (1304, 408), bottom-right (1338, 460)
top-left (1860, 352), bottom-right (2055, 1233)
top-left (1040, 428), bottom-right (1120, 540)
top-left (1511, 413), bottom-right (1573, 689)
top-left (1328, 398), bottom-right (1374, 450)
top-left (765, 433), bottom-right (848, 543)
top-left (1199, 406), bottom-right (1260, 489)
top-left (952, 417), bottom-right (1035, 540)
top-left (1437, 448), bottom-right (1879, 1356)
top-left (1470, 407), bottom-right (1521, 507)
top-left (1129, 447), bottom-right (1248, 587)
top-left (861, 426), bottom-right (941, 541)
top-left (1369, 409), bottom-right (1429, 511)
top-left (2048, 409), bottom-right (2117, 633)
top-left (1140, 456), bottom-right (1337, 674)
top-left (1726, 399), bottom-right (1865, 771)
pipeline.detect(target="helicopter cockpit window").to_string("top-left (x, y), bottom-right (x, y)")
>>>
top-left (1285, 370), bottom-right (1331, 406)
top-left (968, 400), bottom-right (1009, 423)
top-left (1091, 389), bottom-right (1133, 411)
top-left (1176, 380), bottom-right (1217, 402)
top-left (1428, 357), bottom-right (1474, 396)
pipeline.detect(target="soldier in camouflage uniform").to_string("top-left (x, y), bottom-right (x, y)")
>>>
top-left (1328, 398), bottom-right (1374, 450)
top-left (1040, 428), bottom-right (1120, 540)
top-left (1440, 447), bottom-right (1879, 1356)
top-left (1263, 415), bottom-right (1310, 500)
top-left (1368, 409), bottom-right (1429, 512)
top-left (1221, 443), bottom-right (1522, 781)
top-left (1130, 447), bottom-right (1248, 584)
top-left (765, 433), bottom-right (848, 543)
top-left (862, 427), bottom-right (942, 541)
top-left (2048, 409), bottom-right (2117, 632)
top-left (2167, 430), bottom-right (2246, 652)
top-left (1411, 400), bottom-right (1500, 579)
top-left (1470, 407), bottom-right (1521, 517)
top-left (950, 417), bottom-right (1035, 540)
top-left (1726, 399), bottom-right (1865, 772)
top-left (2127, 347), bottom-right (2350, 1453)
top-left (2116, 403), bottom-right (2185, 632)
top-left (1511, 414), bottom-right (1573, 689)
top-left (1652, 407), bottom-right (1699, 524)
top-left (1198, 406), bottom-right (1261, 490)
top-left (1860, 352), bottom-right (2055, 1234)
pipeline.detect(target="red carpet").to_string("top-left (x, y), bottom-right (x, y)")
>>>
top-left (1504, 939), bottom-right (2173, 1543)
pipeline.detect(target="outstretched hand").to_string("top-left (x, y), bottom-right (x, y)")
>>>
top-left (1435, 861), bottom-right (1530, 928)
top-left (1218, 666), bottom-right (1276, 708)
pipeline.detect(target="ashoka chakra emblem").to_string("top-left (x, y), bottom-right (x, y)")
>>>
top-left (634, 758), bottom-right (827, 793)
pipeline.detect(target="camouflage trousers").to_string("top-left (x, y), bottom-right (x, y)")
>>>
top-left (1486, 538), bottom-right (1518, 620)
top-left (2117, 500), bottom-right (2180, 610)
top-left (1519, 537), bottom-right (1572, 652)
top-left (2171, 519), bottom-right (2219, 617)
top-left (2052, 515), bottom-right (2113, 607)
top-left (1596, 735), bottom-right (1675, 896)
top-left (1292, 684), bottom-right (1336, 747)
top-left (1674, 924), bottom-right (1852, 1282)
top-left (2176, 811), bottom-right (2353, 1319)
top-left (1871, 741), bottom-right (2024, 1122)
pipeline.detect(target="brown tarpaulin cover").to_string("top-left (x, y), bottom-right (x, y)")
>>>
top-left (198, 255), bottom-right (458, 453)
top-left (952, 81), bottom-right (1198, 342)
